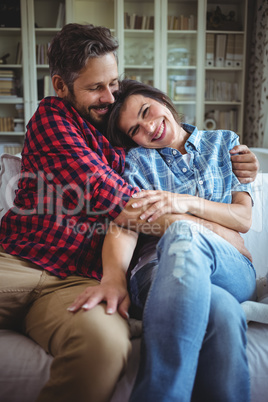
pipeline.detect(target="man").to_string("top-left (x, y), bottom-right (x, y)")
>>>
top-left (0, 24), bottom-right (259, 402)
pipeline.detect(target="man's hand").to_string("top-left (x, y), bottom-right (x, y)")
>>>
top-left (230, 145), bottom-right (259, 183)
top-left (67, 276), bottom-right (130, 319)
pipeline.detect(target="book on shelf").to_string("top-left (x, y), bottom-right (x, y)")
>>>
top-left (141, 16), bottom-right (147, 30)
top-left (215, 34), bottom-right (227, 67)
top-left (0, 143), bottom-right (23, 155)
top-left (124, 12), bottom-right (130, 29)
top-left (206, 33), bottom-right (215, 67)
top-left (129, 13), bottom-right (136, 29)
top-left (180, 15), bottom-right (189, 30)
top-left (135, 15), bottom-right (143, 30)
top-left (168, 15), bottom-right (174, 30)
top-left (234, 35), bottom-right (243, 67)
top-left (167, 14), bottom-right (196, 30)
top-left (0, 80), bottom-right (14, 89)
top-left (0, 117), bottom-right (14, 132)
top-left (205, 33), bottom-right (243, 68)
top-left (0, 70), bottom-right (15, 96)
top-left (225, 34), bottom-right (235, 67)
top-left (124, 12), bottom-right (154, 30)
top-left (218, 109), bottom-right (238, 131)
top-left (205, 78), bottom-right (240, 102)
top-left (0, 70), bottom-right (14, 77)
top-left (16, 42), bottom-right (22, 65)
top-left (36, 43), bottom-right (50, 65)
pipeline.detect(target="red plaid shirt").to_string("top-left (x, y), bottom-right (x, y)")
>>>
top-left (0, 97), bottom-right (137, 280)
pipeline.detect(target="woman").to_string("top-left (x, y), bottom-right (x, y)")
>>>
top-left (91, 79), bottom-right (257, 401)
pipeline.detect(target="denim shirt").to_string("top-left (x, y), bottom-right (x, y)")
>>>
top-left (122, 124), bottom-right (252, 204)
top-left (123, 124), bottom-right (252, 271)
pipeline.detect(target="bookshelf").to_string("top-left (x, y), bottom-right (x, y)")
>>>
top-left (121, 0), bottom-right (160, 88)
top-left (204, 0), bottom-right (247, 135)
top-left (0, 0), bottom-right (29, 152)
top-left (0, 0), bottom-right (248, 150)
top-left (162, 0), bottom-right (199, 126)
top-left (0, 0), bottom-right (66, 153)
top-left (29, 0), bottom-right (67, 107)
top-left (68, 0), bottom-right (249, 136)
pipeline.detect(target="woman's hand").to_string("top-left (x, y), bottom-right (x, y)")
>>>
top-left (131, 190), bottom-right (194, 222)
top-left (67, 276), bottom-right (130, 319)
top-left (211, 222), bottom-right (252, 261)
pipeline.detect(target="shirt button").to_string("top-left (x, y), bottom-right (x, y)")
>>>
top-left (199, 180), bottom-right (203, 185)
top-left (182, 168), bottom-right (187, 172)
top-left (172, 150), bottom-right (177, 155)
top-left (167, 159), bottom-right (171, 163)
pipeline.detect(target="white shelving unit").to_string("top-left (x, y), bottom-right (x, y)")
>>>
top-left (0, 0), bottom-right (30, 150)
top-left (0, 0), bottom-right (248, 149)
top-left (28, 0), bottom-right (67, 114)
top-left (204, 0), bottom-right (247, 136)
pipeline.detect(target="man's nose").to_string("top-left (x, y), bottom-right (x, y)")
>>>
top-left (100, 88), bottom-right (115, 104)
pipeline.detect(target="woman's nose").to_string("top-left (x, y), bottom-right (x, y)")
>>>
top-left (143, 120), bottom-right (155, 134)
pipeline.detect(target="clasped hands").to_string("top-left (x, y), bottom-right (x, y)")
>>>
top-left (131, 190), bottom-right (195, 222)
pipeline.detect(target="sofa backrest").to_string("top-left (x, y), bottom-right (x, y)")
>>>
top-left (242, 173), bottom-right (268, 279)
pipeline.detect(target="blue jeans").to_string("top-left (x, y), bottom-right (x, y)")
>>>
top-left (129, 220), bottom-right (256, 402)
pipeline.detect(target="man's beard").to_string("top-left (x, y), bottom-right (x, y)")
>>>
top-left (84, 106), bottom-right (110, 134)
top-left (66, 92), bottom-right (110, 134)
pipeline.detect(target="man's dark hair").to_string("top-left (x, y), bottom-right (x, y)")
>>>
top-left (48, 23), bottom-right (119, 92)
top-left (107, 79), bottom-right (182, 149)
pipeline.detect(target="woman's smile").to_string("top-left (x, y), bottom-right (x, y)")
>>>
top-left (151, 121), bottom-right (165, 141)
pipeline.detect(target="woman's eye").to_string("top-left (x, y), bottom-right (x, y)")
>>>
top-left (142, 107), bottom-right (149, 118)
top-left (130, 125), bottom-right (139, 138)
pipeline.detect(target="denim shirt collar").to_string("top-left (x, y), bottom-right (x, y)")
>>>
top-left (182, 124), bottom-right (202, 154)
top-left (157, 123), bottom-right (201, 158)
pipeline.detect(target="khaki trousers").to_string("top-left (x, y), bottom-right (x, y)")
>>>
top-left (0, 247), bottom-right (131, 402)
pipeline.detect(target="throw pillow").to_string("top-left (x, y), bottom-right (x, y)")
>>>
top-left (0, 153), bottom-right (21, 222)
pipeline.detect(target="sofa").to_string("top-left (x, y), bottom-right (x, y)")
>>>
top-left (0, 149), bottom-right (268, 402)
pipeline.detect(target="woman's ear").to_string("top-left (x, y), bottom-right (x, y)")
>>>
top-left (52, 75), bottom-right (69, 98)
